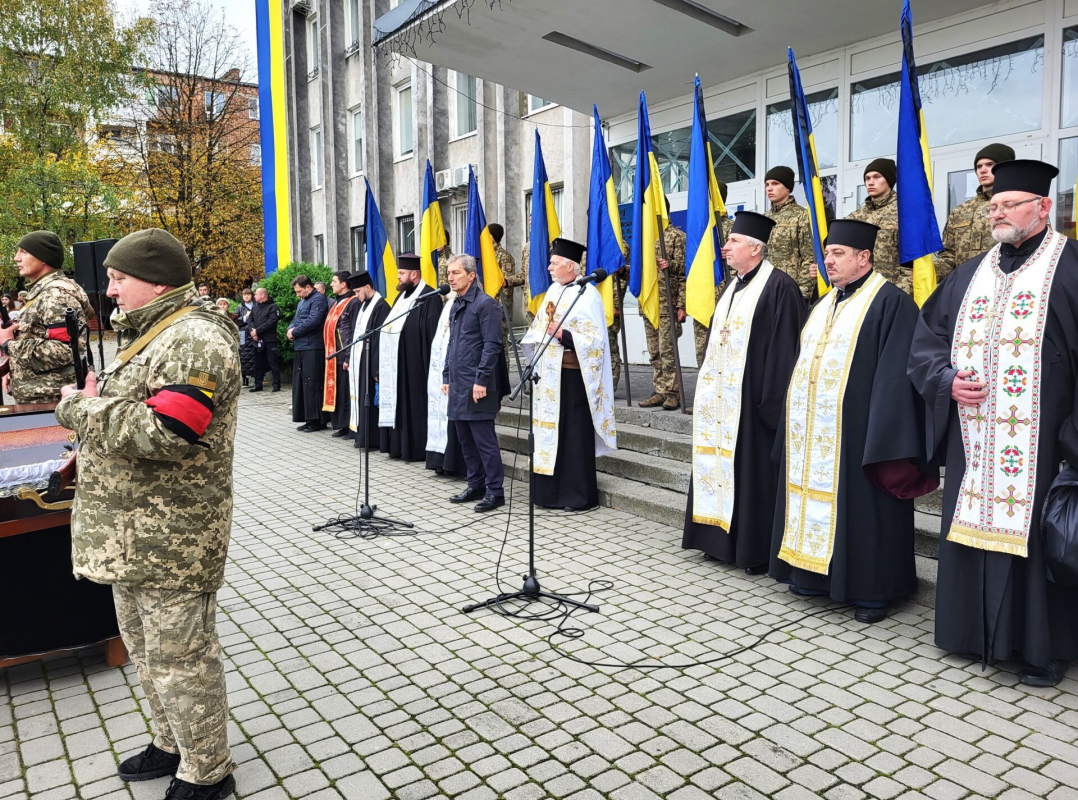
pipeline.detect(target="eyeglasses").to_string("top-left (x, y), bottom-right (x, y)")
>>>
top-left (982, 197), bottom-right (1042, 218)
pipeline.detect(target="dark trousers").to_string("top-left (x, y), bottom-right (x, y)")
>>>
top-left (454, 419), bottom-right (504, 496)
top-left (254, 342), bottom-right (280, 389)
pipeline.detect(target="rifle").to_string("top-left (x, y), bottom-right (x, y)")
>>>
top-left (0, 301), bottom-right (11, 382)
top-left (64, 307), bottom-right (90, 390)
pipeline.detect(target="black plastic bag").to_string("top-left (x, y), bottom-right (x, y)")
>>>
top-left (1042, 462), bottom-right (1078, 587)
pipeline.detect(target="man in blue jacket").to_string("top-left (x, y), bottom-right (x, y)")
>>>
top-left (288, 274), bottom-right (330, 432)
top-left (442, 254), bottom-right (509, 511)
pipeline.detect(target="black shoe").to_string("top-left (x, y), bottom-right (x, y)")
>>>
top-left (1020, 660), bottom-right (1069, 687)
top-left (271, 386), bottom-right (281, 392)
top-left (474, 494), bottom-right (505, 512)
top-left (745, 564), bottom-right (768, 576)
top-left (297, 423), bottom-right (313, 432)
top-left (249, 386), bottom-right (263, 392)
top-left (117, 743), bottom-right (181, 782)
top-left (450, 486), bottom-right (485, 503)
top-left (331, 428), bottom-right (351, 438)
top-left (301, 423), bottom-right (327, 433)
top-left (854, 607), bottom-right (888, 624)
top-left (165, 775), bottom-right (236, 799)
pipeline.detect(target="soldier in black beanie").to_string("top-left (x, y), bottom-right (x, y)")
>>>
top-left (764, 166), bottom-right (816, 301)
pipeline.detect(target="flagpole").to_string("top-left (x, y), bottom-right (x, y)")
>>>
top-left (499, 288), bottom-right (524, 381)
top-left (616, 272), bottom-right (632, 406)
top-left (656, 217), bottom-right (688, 414)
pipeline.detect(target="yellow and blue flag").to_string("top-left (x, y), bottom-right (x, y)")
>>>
top-left (363, 177), bottom-right (398, 304)
top-left (628, 92), bottom-right (669, 328)
top-left (788, 48), bottom-right (831, 298)
top-left (685, 75), bottom-right (725, 328)
top-left (254, 0), bottom-right (290, 272)
top-left (463, 168), bottom-right (504, 297)
top-left (419, 159), bottom-right (446, 290)
top-left (585, 106), bottom-right (624, 327)
top-left (528, 131), bottom-right (561, 315)
top-left (898, 0), bottom-right (943, 307)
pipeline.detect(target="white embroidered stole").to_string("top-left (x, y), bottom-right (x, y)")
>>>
top-left (692, 262), bottom-right (774, 529)
top-left (778, 271), bottom-right (886, 574)
top-left (378, 282), bottom-right (428, 428)
top-left (948, 230), bottom-right (1066, 557)
top-left (349, 293), bottom-right (382, 432)
top-left (425, 293), bottom-right (457, 454)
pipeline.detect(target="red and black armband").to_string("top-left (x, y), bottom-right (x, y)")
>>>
top-left (144, 385), bottom-right (214, 444)
top-left (47, 323), bottom-right (71, 343)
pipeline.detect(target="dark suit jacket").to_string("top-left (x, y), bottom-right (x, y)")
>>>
top-left (247, 299), bottom-right (279, 342)
top-left (291, 290), bottom-right (329, 351)
top-left (443, 280), bottom-right (505, 421)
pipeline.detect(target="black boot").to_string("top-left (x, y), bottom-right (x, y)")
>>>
top-left (164, 775), bottom-right (236, 799)
top-left (1020, 660), bottom-right (1069, 687)
top-left (117, 742), bottom-right (181, 782)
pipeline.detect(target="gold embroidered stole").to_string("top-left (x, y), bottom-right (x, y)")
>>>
top-left (948, 230), bottom-right (1066, 557)
top-left (692, 263), bottom-right (773, 529)
top-left (778, 272), bottom-right (886, 574)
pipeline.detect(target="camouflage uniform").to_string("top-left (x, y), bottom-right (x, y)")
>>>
top-left (55, 284), bottom-right (240, 787)
top-left (494, 242), bottom-right (523, 366)
top-left (437, 244), bottom-right (455, 287)
top-left (694, 216), bottom-right (733, 367)
top-left (937, 186), bottom-right (995, 280)
top-left (6, 270), bottom-right (91, 403)
top-left (847, 190), bottom-right (908, 295)
top-left (643, 226), bottom-right (686, 405)
top-left (767, 196), bottom-right (816, 302)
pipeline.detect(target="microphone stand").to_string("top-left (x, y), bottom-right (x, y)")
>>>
top-left (463, 278), bottom-right (600, 615)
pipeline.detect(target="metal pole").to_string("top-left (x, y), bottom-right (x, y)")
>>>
top-left (500, 289), bottom-right (524, 382)
top-left (656, 222), bottom-right (688, 414)
top-left (616, 273), bottom-right (632, 407)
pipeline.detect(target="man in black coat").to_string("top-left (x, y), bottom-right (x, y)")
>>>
top-left (288, 274), bottom-right (330, 431)
top-left (248, 287), bottom-right (281, 392)
top-left (442, 254), bottom-right (508, 512)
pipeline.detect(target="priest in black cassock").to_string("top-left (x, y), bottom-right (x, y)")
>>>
top-left (770, 219), bottom-right (937, 623)
top-left (325, 270), bottom-right (359, 438)
top-left (520, 238), bottom-right (617, 510)
top-left (348, 270), bottom-right (391, 450)
top-left (909, 159), bottom-right (1078, 686)
top-left (683, 212), bottom-right (806, 574)
top-left (378, 254), bottom-right (443, 461)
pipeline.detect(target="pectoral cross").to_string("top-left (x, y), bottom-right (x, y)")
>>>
top-left (719, 325), bottom-right (731, 345)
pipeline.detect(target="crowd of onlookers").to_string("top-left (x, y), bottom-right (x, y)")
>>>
top-left (0, 291), bottom-right (28, 320)
top-left (196, 282), bottom-right (284, 392)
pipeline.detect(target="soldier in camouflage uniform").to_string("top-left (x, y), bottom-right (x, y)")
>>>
top-left (936, 143), bottom-right (1015, 280)
top-left (847, 158), bottom-right (907, 295)
top-left (0, 231), bottom-right (91, 403)
top-left (641, 221), bottom-right (687, 411)
top-left (764, 166), bottom-right (816, 302)
top-left (437, 234), bottom-right (454, 287)
top-left (55, 228), bottom-right (240, 800)
top-left (489, 223), bottom-right (523, 368)
top-left (693, 182), bottom-right (735, 367)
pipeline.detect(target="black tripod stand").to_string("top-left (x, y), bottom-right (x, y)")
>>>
top-left (463, 279), bottom-right (600, 615)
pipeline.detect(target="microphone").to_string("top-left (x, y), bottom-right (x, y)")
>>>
top-left (422, 284), bottom-right (451, 299)
top-left (572, 268), bottom-right (608, 287)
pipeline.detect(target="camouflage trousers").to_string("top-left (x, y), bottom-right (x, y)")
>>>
top-left (693, 319), bottom-right (709, 368)
top-left (643, 314), bottom-right (683, 401)
top-left (113, 585), bottom-right (234, 785)
top-left (608, 317), bottom-right (623, 391)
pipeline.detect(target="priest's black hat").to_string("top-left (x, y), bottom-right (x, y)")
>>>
top-left (992, 159), bottom-right (1059, 197)
top-left (826, 219), bottom-right (879, 252)
top-left (551, 237), bottom-right (586, 264)
top-left (397, 253), bottom-right (422, 271)
top-left (731, 211), bottom-right (777, 243)
top-left (347, 271), bottom-right (372, 289)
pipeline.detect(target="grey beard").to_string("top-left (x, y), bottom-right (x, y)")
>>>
top-left (991, 218), bottom-right (1041, 245)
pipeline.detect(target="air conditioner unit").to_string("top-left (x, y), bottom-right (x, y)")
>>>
top-left (434, 169), bottom-right (452, 193)
top-left (450, 165), bottom-right (472, 188)
top-left (290, 0), bottom-right (312, 15)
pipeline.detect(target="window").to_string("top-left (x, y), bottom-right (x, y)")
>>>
top-left (766, 88), bottom-right (839, 173)
top-left (453, 204), bottom-right (468, 246)
top-left (850, 35), bottom-right (1044, 160)
top-left (351, 226), bottom-right (366, 272)
top-left (397, 215), bottom-right (415, 254)
top-left (155, 85), bottom-right (178, 109)
top-left (524, 186), bottom-right (563, 242)
top-left (248, 96), bottom-right (259, 120)
top-left (451, 72), bottom-right (477, 137)
top-left (389, 0), bottom-right (401, 7)
top-left (528, 95), bottom-right (554, 114)
top-left (347, 0), bottom-right (361, 53)
top-left (1057, 138), bottom-right (1077, 241)
top-left (1063, 27), bottom-right (1078, 128)
top-left (307, 16), bottom-right (320, 80)
top-left (314, 235), bottom-right (325, 265)
top-left (310, 127), bottom-right (324, 189)
top-left (351, 107), bottom-right (364, 174)
top-left (205, 90), bottom-right (226, 119)
top-left (395, 83), bottom-right (413, 157)
top-left (156, 133), bottom-right (177, 154)
top-left (250, 144), bottom-right (261, 166)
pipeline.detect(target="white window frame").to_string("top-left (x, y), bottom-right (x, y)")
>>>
top-left (526, 95), bottom-right (555, 115)
top-left (314, 234), bottom-right (325, 265)
top-left (394, 81), bottom-right (413, 160)
top-left (345, 0), bottom-right (362, 54)
top-left (248, 96), bottom-right (259, 120)
top-left (250, 144), bottom-right (261, 166)
top-left (449, 71), bottom-right (478, 140)
top-left (306, 15), bottom-right (320, 80)
top-left (396, 215), bottom-right (415, 254)
top-left (350, 106), bottom-right (364, 176)
top-left (310, 127), bottom-right (324, 190)
top-left (452, 203), bottom-right (468, 245)
top-left (204, 90), bottom-right (226, 120)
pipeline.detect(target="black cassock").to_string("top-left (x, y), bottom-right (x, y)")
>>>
top-left (908, 230), bottom-right (1078, 667)
top-left (353, 296), bottom-right (391, 450)
top-left (769, 275), bottom-right (935, 604)
top-left (426, 426), bottom-right (465, 476)
top-left (329, 297), bottom-right (359, 430)
top-left (682, 266), bottom-right (806, 570)
top-left (380, 285), bottom-right (442, 461)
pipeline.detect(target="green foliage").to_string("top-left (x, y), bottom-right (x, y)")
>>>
top-left (256, 262), bottom-right (334, 366)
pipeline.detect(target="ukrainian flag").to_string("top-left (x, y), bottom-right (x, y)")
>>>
top-left (528, 131), bottom-right (561, 315)
top-left (629, 92), bottom-right (668, 328)
top-left (255, 0), bottom-right (290, 271)
top-left (897, 0), bottom-right (943, 307)
top-left (586, 106), bottom-right (624, 327)
top-left (463, 168), bottom-right (504, 297)
top-left (788, 48), bottom-right (831, 297)
top-left (363, 177), bottom-right (398, 304)
top-left (685, 75), bottom-right (725, 328)
top-left (419, 160), bottom-right (446, 290)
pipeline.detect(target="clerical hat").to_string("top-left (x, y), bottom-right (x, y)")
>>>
top-left (826, 219), bottom-right (879, 252)
top-left (551, 238), bottom-right (586, 264)
top-left (347, 271), bottom-right (372, 289)
top-left (731, 211), bottom-right (777, 243)
top-left (397, 253), bottom-right (422, 271)
top-left (992, 159), bottom-right (1059, 197)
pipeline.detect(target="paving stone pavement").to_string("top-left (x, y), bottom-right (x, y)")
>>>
top-left (4, 388), bottom-right (1078, 800)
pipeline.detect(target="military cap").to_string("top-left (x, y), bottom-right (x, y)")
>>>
top-left (864, 158), bottom-right (897, 189)
top-left (992, 159), bottom-right (1059, 196)
top-left (764, 166), bottom-right (795, 191)
top-left (16, 230), bottom-right (65, 270)
top-left (104, 228), bottom-right (191, 287)
top-left (827, 219), bottom-right (879, 252)
top-left (731, 212), bottom-right (777, 243)
top-left (551, 238), bottom-right (586, 264)
top-left (718, 181), bottom-right (729, 203)
top-left (488, 223), bottom-right (504, 243)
